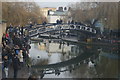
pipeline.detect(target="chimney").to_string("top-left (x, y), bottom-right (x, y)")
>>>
top-left (58, 7), bottom-right (63, 11)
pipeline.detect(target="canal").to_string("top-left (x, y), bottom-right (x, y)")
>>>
top-left (29, 39), bottom-right (119, 78)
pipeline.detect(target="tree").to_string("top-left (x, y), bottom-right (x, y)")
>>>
top-left (68, 2), bottom-right (119, 30)
top-left (2, 2), bottom-right (45, 26)
top-left (0, 1), bottom-right (2, 21)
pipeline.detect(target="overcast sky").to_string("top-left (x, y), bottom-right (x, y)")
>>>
top-left (34, 0), bottom-right (79, 2)
top-left (37, 2), bottom-right (75, 8)
top-left (2, 0), bottom-right (119, 2)
top-left (35, 0), bottom-right (79, 8)
top-left (35, 0), bottom-right (119, 8)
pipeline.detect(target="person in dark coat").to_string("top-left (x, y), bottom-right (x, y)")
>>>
top-left (55, 69), bottom-right (60, 76)
top-left (12, 54), bottom-right (20, 78)
top-left (13, 35), bottom-right (22, 48)
top-left (24, 35), bottom-right (29, 43)
top-left (14, 45), bottom-right (20, 55)
top-left (71, 20), bottom-right (74, 24)
top-left (59, 19), bottom-right (62, 24)
top-left (2, 49), bottom-right (7, 61)
top-left (56, 19), bottom-right (59, 24)
top-left (3, 56), bottom-right (9, 78)
top-left (22, 47), bottom-right (28, 63)
top-left (2, 33), bottom-right (10, 46)
top-left (21, 26), bottom-right (24, 36)
top-left (2, 33), bottom-right (6, 43)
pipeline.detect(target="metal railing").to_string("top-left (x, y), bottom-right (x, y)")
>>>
top-left (28, 24), bottom-right (97, 37)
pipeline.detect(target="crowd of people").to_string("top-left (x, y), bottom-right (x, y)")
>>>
top-left (2, 26), bottom-right (31, 78)
top-left (56, 19), bottom-right (63, 24)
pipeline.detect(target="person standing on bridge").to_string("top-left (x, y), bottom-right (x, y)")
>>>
top-left (55, 68), bottom-right (60, 76)
top-left (59, 19), bottom-right (63, 24)
top-left (21, 26), bottom-right (24, 36)
top-left (42, 21), bottom-right (47, 25)
top-left (71, 20), bottom-right (74, 24)
top-left (56, 19), bottom-right (60, 24)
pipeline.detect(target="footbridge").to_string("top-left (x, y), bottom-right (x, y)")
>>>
top-left (30, 46), bottom-right (99, 75)
top-left (28, 24), bottom-right (97, 37)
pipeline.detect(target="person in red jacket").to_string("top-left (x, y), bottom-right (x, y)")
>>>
top-left (5, 33), bottom-right (9, 39)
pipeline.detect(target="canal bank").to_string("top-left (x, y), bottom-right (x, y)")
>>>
top-left (30, 37), bottom-right (120, 47)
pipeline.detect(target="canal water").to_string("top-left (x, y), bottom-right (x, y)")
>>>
top-left (29, 39), bottom-right (119, 78)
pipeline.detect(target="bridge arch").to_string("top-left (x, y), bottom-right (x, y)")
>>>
top-left (28, 24), bottom-right (97, 37)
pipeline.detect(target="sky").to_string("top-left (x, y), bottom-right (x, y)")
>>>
top-left (1, 0), bottom-right (119, 8)
top-left (34, 0), bottom-right (79, 2)
top-left (35, 0), bottom-right (79, 8)
top-left (34, 0), bottom-right (119, 8)
top-left (37, 2), bottom-right (74, 8)
top-left (1, 0), bottom-right (119, 2)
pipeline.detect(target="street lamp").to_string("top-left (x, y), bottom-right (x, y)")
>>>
top-left (104, 18), bottom-right (107, 29)
top-left (104, 18), bottom-right (107, 21)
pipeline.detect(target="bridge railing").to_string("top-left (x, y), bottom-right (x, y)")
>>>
top-left (30, 49), bottom-right (96, 75)
top-left (28, 24), bottom-right (97, 37)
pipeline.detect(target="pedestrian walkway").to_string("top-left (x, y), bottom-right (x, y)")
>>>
top-left (1, 25), bottom-right (31, 79)
top-left (2, 64), bottom-right (29, 78)
top-left (0, 45), bottom-right (3, 79)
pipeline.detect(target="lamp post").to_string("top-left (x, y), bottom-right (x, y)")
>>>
top-left (104, 17), bottom-right (107, 31)
top-left (104, 18), bottom-right (107, 28)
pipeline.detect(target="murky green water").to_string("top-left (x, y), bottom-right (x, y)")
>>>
top-left (29, 39), bottom-right (119, 78)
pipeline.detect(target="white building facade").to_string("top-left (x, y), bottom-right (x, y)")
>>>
top-left (47, 7), bottom-right (69, 23)
top-left (47, 15), bottom-right (66, 23)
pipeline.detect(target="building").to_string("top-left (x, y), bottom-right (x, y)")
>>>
top-left (40, 7), bottom-right (56, 18)
top-left (41, 7), bottom-right (69, 23)
top-left (47, 10), bottom-right (68, 23)
top-left (0, 20), bottom-right (7, 44)
top-left (47, 7), bottom-right (70, 23)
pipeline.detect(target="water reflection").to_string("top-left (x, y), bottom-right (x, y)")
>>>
top-left (29, 39), bottom-right (119, 78)
top-left (30, 40), bottom-right (82, 65)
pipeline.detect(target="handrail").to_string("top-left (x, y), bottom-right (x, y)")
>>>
top-left (28, 24), bottom-right (97, 37)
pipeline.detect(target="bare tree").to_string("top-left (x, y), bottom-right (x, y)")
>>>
top-left (68, 2), bottom-right (119, 30)
top-left (2, 2), bottom-right (45, 26)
